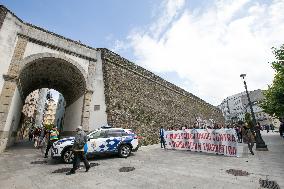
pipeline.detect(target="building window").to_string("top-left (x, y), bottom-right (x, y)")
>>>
top-left (94, 105), bottom-right (100, 111)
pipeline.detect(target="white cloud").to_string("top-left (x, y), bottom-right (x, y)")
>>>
top-left (112, 39), bottom-right (128, 52)
top-left (150, 0), bottom-right (185, 38)
top-left (117, 0), bottom-right (284, 105)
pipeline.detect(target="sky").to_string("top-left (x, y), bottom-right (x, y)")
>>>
top-left (1, 0), bottom-right (284, 106)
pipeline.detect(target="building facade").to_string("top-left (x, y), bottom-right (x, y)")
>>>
top-left (55, 93), bottom-right (65, 131)
top-left (218, 89), bottom-right (279, 127)
top-left (34, 88), bottom-right (48, 127)
top-left (43, 99), bottom-right (57, 125)
top-left (21, 90), bottom-right (39, 122)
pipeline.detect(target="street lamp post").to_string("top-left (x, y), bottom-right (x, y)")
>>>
top-left (240, 74), bottom-right (268, 151)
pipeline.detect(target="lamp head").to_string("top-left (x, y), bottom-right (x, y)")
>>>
top-left (240, 74), bottom-right (246, 79)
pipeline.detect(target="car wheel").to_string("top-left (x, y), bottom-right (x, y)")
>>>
top-left (62, 147), bottom-right (74, 164)
top-left (118, 144), bottom-right (131, 158)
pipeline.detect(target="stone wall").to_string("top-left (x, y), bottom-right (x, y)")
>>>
top-left (0, 5), bottom-right (8, 30)
top-left (99, 48), bottom-right (224, 145)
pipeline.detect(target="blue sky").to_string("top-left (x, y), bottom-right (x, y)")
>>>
top-left (1, 0), bottom-right (284, 105)
top-left (0, 0), bottom-right (156, 59)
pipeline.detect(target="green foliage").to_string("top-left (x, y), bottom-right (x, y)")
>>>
top-left (261, 44), bottom-right (284, 118)
top-left (44, 123), bottom-right (55, 130)
top-left (244, 113), bottom-right (253, 128)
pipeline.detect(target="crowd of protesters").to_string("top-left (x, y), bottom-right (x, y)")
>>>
top-left (159, 120), bottom-right (284, 155)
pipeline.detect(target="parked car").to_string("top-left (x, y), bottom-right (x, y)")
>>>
top-left (51, 126), bottom-right (139, 163)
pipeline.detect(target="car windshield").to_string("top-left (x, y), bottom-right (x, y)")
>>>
top-left (125, 129), bottom-right (134, 134)
top-left (87, 129), bottom-right (99, 135)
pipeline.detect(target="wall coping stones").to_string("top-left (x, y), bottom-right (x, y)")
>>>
top-left (0, 5), bottom-right (8, 31)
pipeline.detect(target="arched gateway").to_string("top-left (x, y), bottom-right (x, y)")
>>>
top-left (19, 53), bottom-right (87, 103)
top-left (0, 6), bottom-right (108, 152)
top-left (0, 6), bottom-right (224, 152)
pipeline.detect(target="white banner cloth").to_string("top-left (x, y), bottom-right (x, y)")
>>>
top-left (164, 129), bottom-right (238, 157)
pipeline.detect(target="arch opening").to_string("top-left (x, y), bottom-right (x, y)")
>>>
top-left (10, 55), bottom-right (88, 143)
top-left (18, 56), bottom-right (86, 106)
top-left (18, 89), bottom-right (66, 141)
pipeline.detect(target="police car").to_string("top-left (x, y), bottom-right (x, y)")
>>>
top-left (51, 126), bottom-right (139, 163)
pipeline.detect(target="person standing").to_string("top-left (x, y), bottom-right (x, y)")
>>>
top-left (242, 125), bottom-right (255, 155)
top-left (28, 128), bottom-right (34, 141)
top-left (236, 126), bottom-right (242, 143)
top-left (270, 123), bottom-right (275, 132)
top-left (256, 122), bottom-right (262, 131)
top-left (265, 124), bottom-right (270, 133)
top-left (279, 119), bottom-right (284, 138)
top-left (36, 127), bottom-right (46, 153)
top-left (66, 126), bottom-right (90, 175)
top-left (44, 126), bottom-right (59, 158)
top-left (159, 126), bottom-right (166, 149)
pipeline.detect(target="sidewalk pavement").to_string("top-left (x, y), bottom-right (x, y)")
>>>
top-left (0, 132), bottom-right (283, 189)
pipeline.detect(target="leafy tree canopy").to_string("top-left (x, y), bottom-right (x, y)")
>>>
top-left (44, 123), bottom-right (55, 130)
top-left (261, 44), bottom-right (284, 118)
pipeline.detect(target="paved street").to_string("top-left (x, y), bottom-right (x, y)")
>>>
top-left (0, 132), bottom-right (283, 189)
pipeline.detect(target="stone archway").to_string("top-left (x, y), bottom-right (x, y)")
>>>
top-left (18, 52), bottom-right (87, 105)
top-left (0, 50), bottom-right (92, 152)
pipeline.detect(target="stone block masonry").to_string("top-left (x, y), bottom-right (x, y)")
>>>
top-left (99, 48), bottom-right (224, 145)
top-left (0, 5), bottom-right (8, 30)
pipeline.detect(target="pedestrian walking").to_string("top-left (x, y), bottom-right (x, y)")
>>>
top-left (279, 119), bottom-right (284, 138)
top-left (236, 126), bottom-right (242, 143)
top-left (28, 128), bottom-right (34, 141)
top-left (256, 122), bottom-right (262, 131)
top-left (44, 126), bottom-right (59, 158)
top-left (159, 126), bottom-right (166, 149)
top-left (66, 126), bottom-right (90, 175)
top-left (39, 127), bottom-right (46, 144)
top-left (242, 125), bottom-right (255, 155)
top-left (270, 123), bottom-right (275, 132)
top-left (265, 124), bottom-right (270, 133)
top-left (38, 127), bottom-right (47, 152)
top-left (33, 127), bottom-right (41, 147)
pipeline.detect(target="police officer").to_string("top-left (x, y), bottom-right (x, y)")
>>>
top-left (159, 126), bottom-right (166, 149)
top-left (44, 126), bottom-right (59, 158)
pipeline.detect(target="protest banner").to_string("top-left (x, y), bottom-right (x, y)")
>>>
top-left (164, 129), bottom-right (238, 157)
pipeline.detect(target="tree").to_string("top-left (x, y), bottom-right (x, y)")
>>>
top-left (44, 123), bottom-right (54, 130)
top-left (261, 44), bottom-right (284, 118)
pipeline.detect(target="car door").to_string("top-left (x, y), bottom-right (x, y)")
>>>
top-left (87, 131), bottom-right (99, 154)
top-left (95, 130), bottom-right (109, 153)
top-left (105, 130), bottom-right (123, 152)
top-left (87, 130), bottom-right (108, 153)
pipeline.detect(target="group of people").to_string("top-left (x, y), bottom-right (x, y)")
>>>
top-left (159, 123), bottom-right (256, 155)
top-left (29, 125), bottom-right (90, 175)
top-left (28, 126), bottom-right (57, 155)
top-left (263, 124), bottom-right (275, 133)
top-left (28, 127), bottom-right (42, 142)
